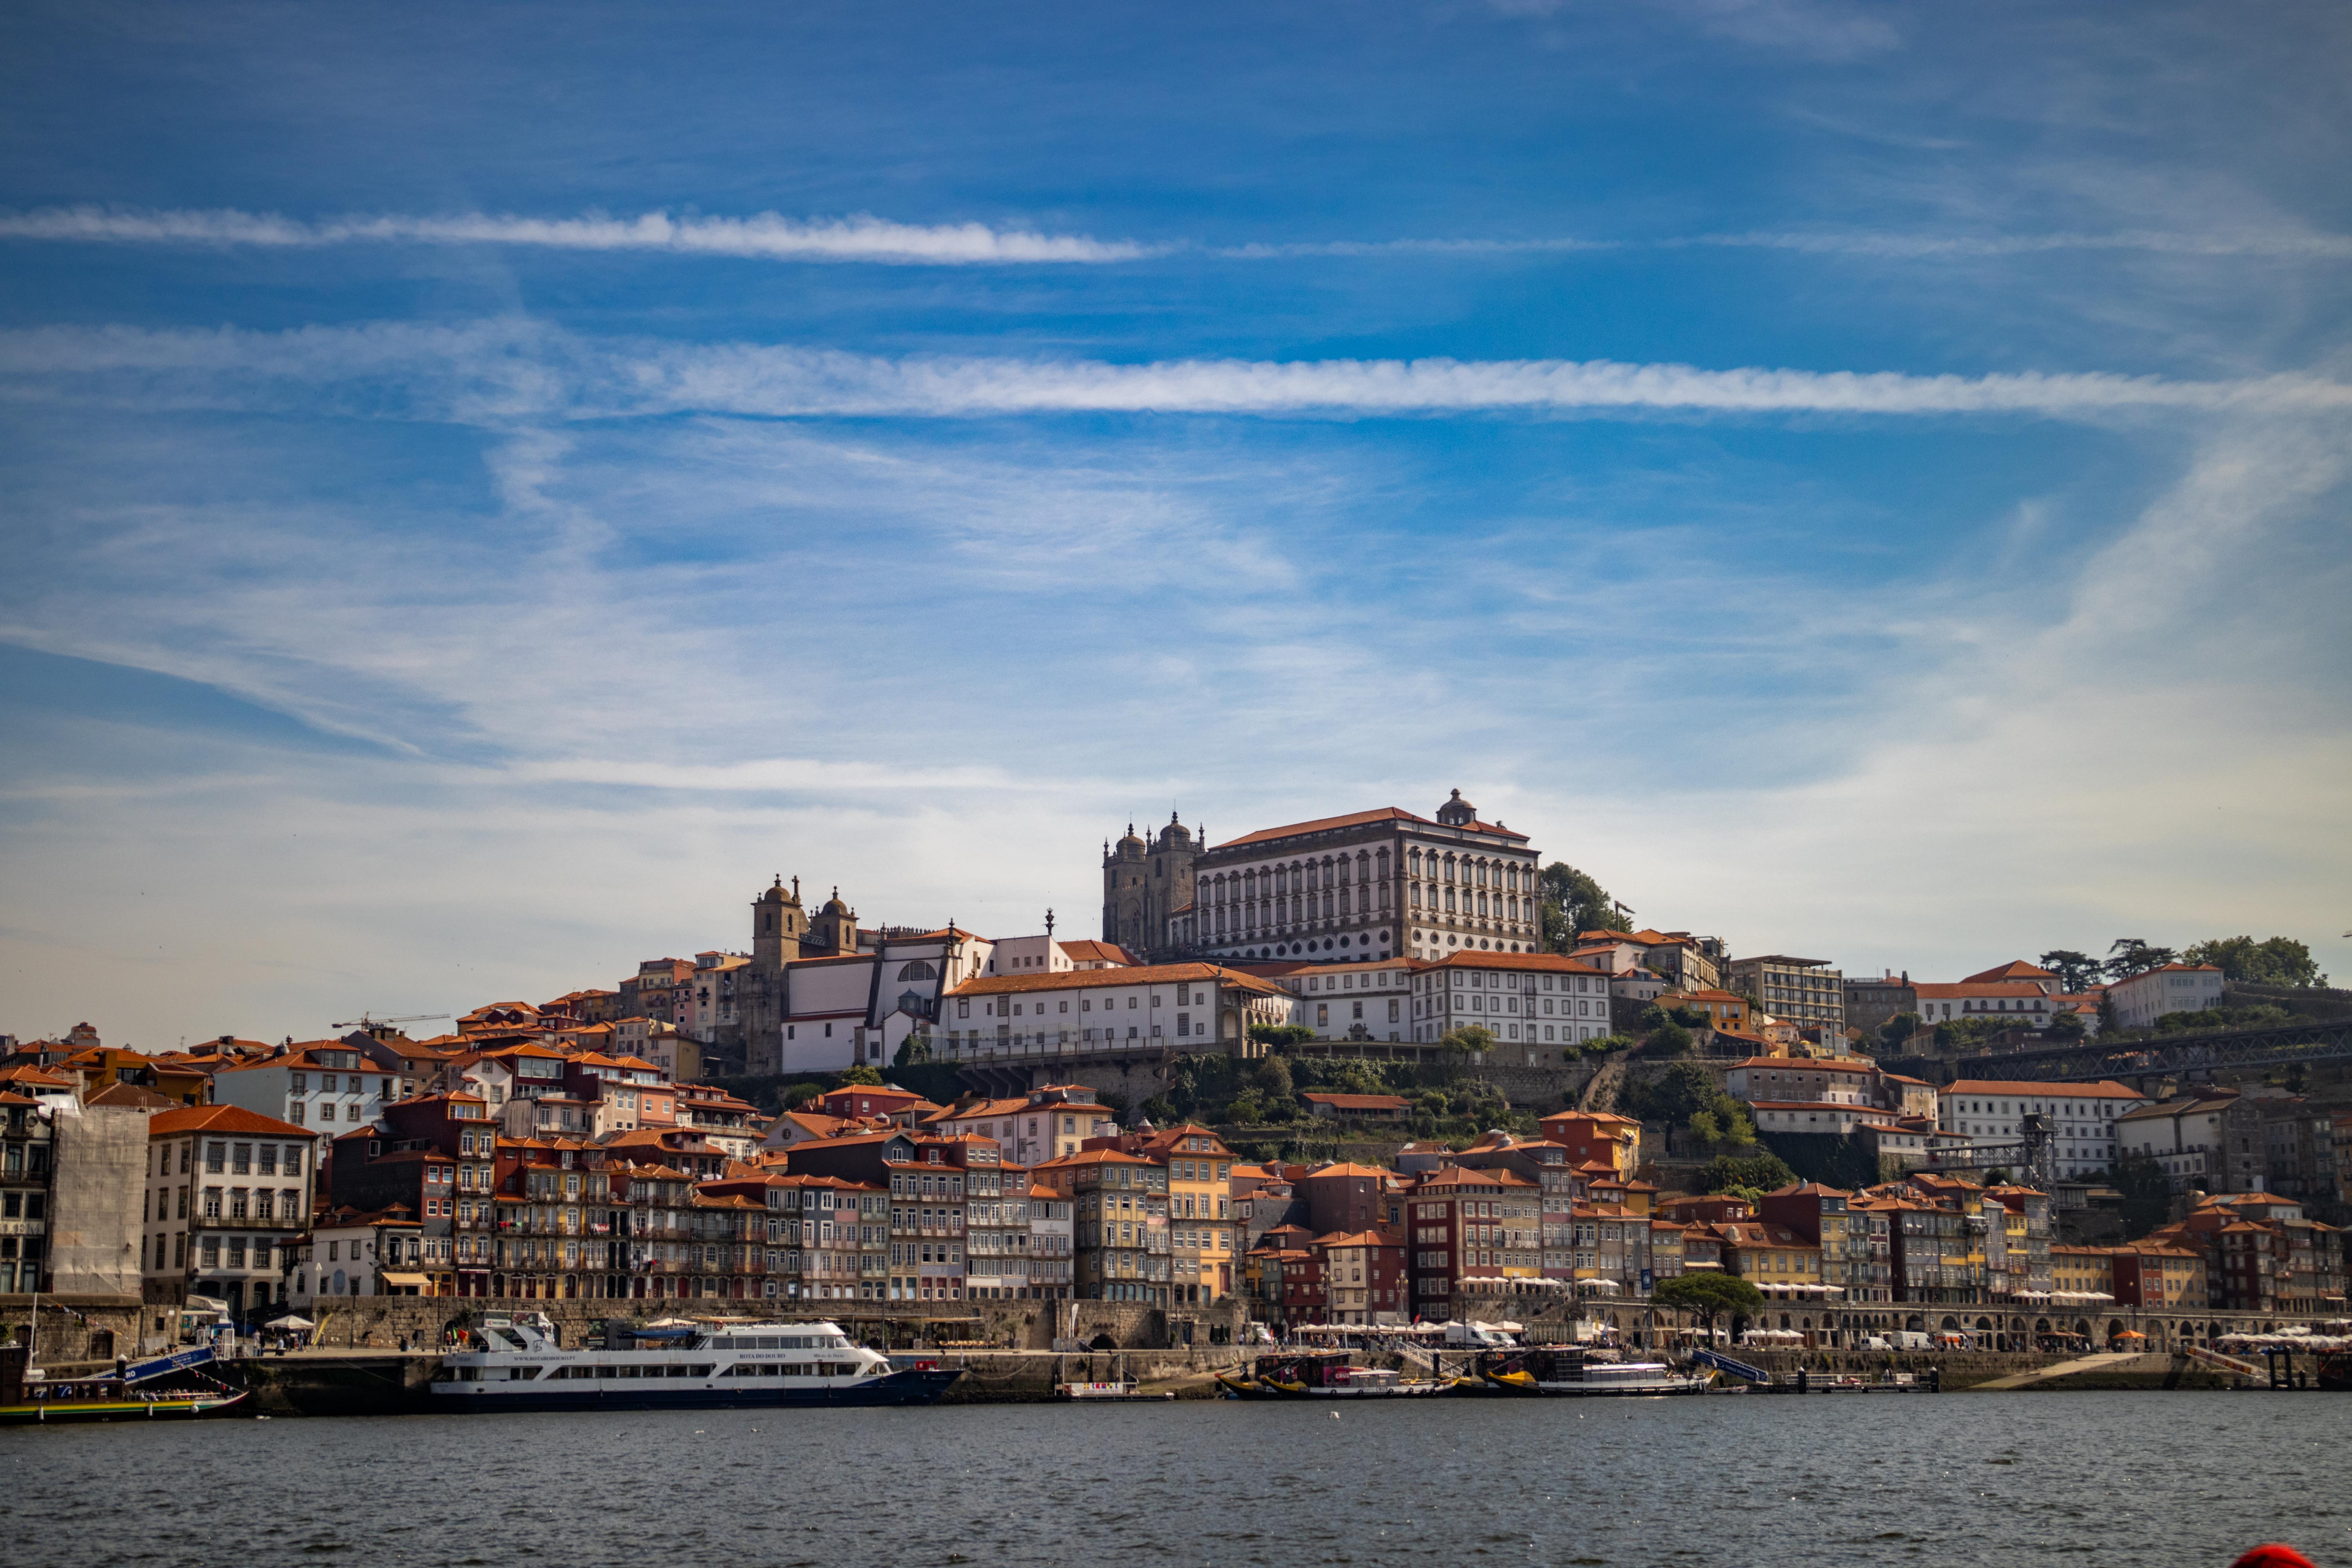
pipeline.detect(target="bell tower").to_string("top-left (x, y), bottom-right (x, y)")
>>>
top-left (1102, 824), bottom-right (1147, 948)
top-left (751, 875), bottom-right (806, 969)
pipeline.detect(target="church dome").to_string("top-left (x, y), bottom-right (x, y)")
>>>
top-left (821, 886), bottom-right (851, 915)
top-left (758, 877), bottom-right (787, 904)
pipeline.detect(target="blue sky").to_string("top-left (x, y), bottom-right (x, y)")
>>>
top-left (3, 0), bottom-right (2348, 1045)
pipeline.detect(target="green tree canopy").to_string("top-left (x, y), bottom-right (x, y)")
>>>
top-left (1651, 1272), bottom-right (1763, 1333)
top-left (1250, 1024), bottom-right (1317, 1049)
top-left (2105, 938), bottom-right (2178, 980)
top-left (782, 1082), bottom-right (826, 1108)
top-left (1647, 1021), bottom-right (1694, 1058)
top-left (1702, 1151), bottom-right (1796, 1193)
top-left (1441, 1025), bottom-right (1498, 1058)
top-left (2183, 935), bottom-right (2327, 989)
top-left (836, 1065), bottom-right (885, 1086)
top-left (2036, 950), bottom-right (2102, 993)
top-left (1538, 862), bottom-right (1627, 953)
top-left (1249, 1054), bottom-right (1296, 1103)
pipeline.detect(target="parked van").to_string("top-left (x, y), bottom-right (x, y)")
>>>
top-left (1860, 1335), bottom-right (1893, 1351)
top-left (1887, 1330), bottom-right (1934, 1351)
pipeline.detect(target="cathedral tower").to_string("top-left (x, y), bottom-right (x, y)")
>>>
top-left (751, 875), bottom-right (806, 968)
top-left (1102, 813), bottom-right (1201, 956)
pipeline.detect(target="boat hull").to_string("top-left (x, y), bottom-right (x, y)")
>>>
top-left (430, 1366), bottom-right (961, 1413)
top-left (0, 1390), bottom-right (250, 1424)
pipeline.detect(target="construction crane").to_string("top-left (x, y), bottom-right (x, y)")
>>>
top-left (330, 1013), bottom-right (450, 1034)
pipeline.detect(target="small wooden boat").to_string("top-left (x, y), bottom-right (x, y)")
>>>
top-left (1474, 1347), bottom-right (1711, 1398)
top-left (0, 1385), bottom-right (250, 1423)
top-left (1055, 1380), bottom-right (1174, 1401)
top-left (1240, 1350), bottom-right (1446, 1399)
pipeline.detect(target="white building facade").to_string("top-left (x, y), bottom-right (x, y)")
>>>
top-left (209, 1044), bottom-right (395, 1141)
top-left (1410, 951), bottom-right (1615, 1062)
top-left (1178, 791), bottom-right (1544, 968)
top-left (1937, 1079), bottom-right (2150, 1179)
top-left (2107, 964), bottom-right (2225, 1029)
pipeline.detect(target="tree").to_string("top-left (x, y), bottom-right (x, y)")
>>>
top-left (1702, 1151), bottom-right (1796, 1193)
top-left (1440, 1025), bottom-right (1497, 1058)
top-left (1877, 1012), bottom-right (1922, 1048)
top-left (1539, 862), bottom-right (1628, 953)
top-left (1250, 1024), bottom-right (1317, 1049)
top-left (2110, 1153), bottom-right (2171, 1238)
top-left (782, 1082), bottom-right (826, 1108)
top-left (2183, 935), bottom-right (2327, 989)
top-left (2047, 1007), bottom-right (2087, 1041)
top-left (837, 1065), bottom-right (885, 1087)
top-left (1249, 1054), bottom-right (1296, 1103)
top-left (2105, 938), bottom-right (2178, 981)
top-left (1651, 1272), bottom-right (1763, 1342)
top-left (1648, 1022), bottom-right (1694, 1058)
top-left (2036, 950), bottom-right (2102, 994)
top-left (1619, 1062), bottom-right (1724, 1124)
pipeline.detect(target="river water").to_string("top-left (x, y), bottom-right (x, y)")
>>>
top-left (0, 1392), bottom-right (2341, 1566)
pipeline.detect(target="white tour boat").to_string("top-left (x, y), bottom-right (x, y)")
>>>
top-left (431, 1314), bottom-right (962, 1411)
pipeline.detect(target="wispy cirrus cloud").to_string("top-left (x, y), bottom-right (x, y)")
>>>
top-left (5, 320), bottom-right (2348, 425)
top-left (8, 203), bottom-right (2346, 270)
top-left (0, 205), bottom-right (1158, 264)
top-left (1691, 229), bottom-right (2352, 260)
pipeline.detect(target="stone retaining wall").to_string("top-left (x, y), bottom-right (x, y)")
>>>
top-left (283, 1294), bottom-right (1245, 1353)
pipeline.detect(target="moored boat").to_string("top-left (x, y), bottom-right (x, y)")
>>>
top-left (1235, 1349), bottom-right (1446, 1398)
top-left (1475, 1346), bottom-right (1711, 1397)
top-left (0, 1385), bottom-right (249, 1423)
top-left (430, 1313), bottom-right (960, 1411)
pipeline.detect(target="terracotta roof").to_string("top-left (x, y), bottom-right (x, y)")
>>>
top-left (1727, 1056), bottom-right (1877, 1074)
top-left (85, 1082), bottom-right (179, 1109)
top-left (1914, 981), bottom-right (2056, 1000)
top-left (948, 962), bottom-right (1285, 998)
top-left (1959, 961), bottom-right (2058, 984)
top-left (150, 1104), bottom-right (312, 1138)
top-left (1945, 1080), bottom-right (2145, 1099)
top-left (1056, 940), bottom-right (1140, 966)
top-left (1213, 807), bottom-right (1432, 849)
top-left (1410, 1165), bottom-right (1534, 1191)
top-left (1427, 949), bottom-right (1608, 976)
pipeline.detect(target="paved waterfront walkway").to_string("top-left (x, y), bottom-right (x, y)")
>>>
top-left (1969, 1352), bottom-right (2149, 1390)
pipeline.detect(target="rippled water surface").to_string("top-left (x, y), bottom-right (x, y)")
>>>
top-left (1, 1392), bottom-right (2343, 1566)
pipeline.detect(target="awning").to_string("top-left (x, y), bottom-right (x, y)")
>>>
top-left (264, 1314), bottom-right (317, 1330)
top-left (379, 1272), bottom-right (431, 1287)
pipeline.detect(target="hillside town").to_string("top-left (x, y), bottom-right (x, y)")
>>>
top-left (3, 792), bottom-right (2346, 1366)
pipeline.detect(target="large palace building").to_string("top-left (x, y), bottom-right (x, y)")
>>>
top-left (1105, 790), bottom-right (1545, 967)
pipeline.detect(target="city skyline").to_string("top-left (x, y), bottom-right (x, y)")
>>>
top-left (4, 2), bottom-right (2348, 1045)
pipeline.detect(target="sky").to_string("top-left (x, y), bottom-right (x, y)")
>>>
top-left (2, 0), bottom-right (2348, 1049)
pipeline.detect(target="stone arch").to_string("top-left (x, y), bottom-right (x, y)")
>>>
top-left (1905, 1313), bottom-right (1926, 1332)
top-left (1940, 1315), bottom-right (1961, 1331)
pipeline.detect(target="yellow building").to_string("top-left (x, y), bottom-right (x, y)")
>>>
top-left (1126, 1123), bottom-right (1239, 1304)
top-left (1714, 1221), bottom-right (1825, 1289)
top-left (2049, 1244), bottom-right (2113, 1298)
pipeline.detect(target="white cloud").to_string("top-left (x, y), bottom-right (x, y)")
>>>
top-left (1693, 229), bottom-right (2352, 260)
top-left (0, 205), bottom-right (1158, 265)
top-left (11, 203), bottom-right (2346, 275)
top-left (7, 319), bottom-right (2348, 425)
